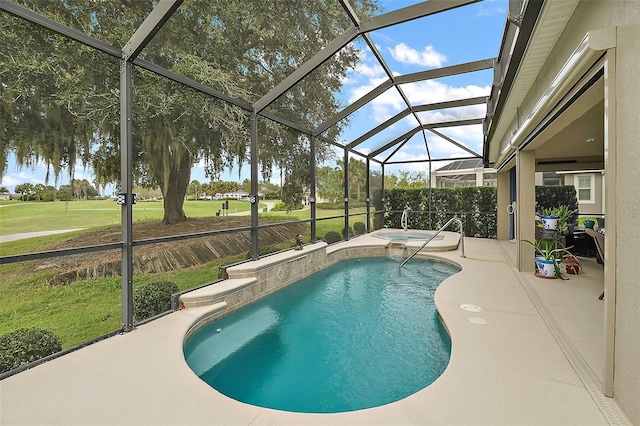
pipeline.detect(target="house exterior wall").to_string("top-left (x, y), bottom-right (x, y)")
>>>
top-left (495, 1), bottom-right (640, 422)
top-left (610, 20), bottom-right (640, 425)
top-left (566, 172), bottom-right (604, 216)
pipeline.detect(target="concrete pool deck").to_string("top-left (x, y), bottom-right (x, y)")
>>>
top-left (0, 235), bottom-right (629, 425)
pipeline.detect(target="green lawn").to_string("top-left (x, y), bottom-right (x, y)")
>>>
top-left (0, 198), bottom-right (261, 235)
top-left (0, 254), bottom-right (247, 349)
top-left (0, 200), bottom-right (371, 349)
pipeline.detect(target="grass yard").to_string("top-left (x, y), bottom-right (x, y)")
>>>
top-left (0, 199), bottom-right (261, 236)
top-left (0, 253), bottom-right (247, 349)
top-left (0, 200), bottom-right (372, 349)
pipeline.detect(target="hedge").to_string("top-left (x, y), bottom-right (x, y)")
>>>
top-left (384, 187), bottom-right (497, 237)
top-left (383, 185), bottom-right (577, 238)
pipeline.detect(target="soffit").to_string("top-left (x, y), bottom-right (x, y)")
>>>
top-left (489, 0), bottom-right (579, 163)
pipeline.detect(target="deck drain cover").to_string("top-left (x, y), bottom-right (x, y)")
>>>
top-left (468, 317), bottom-right (487, 325)
top-left (460, 304), bottom-right (481, 312)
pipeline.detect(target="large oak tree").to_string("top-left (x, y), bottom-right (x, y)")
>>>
top-left (1, 0), bottom-right (379, 224)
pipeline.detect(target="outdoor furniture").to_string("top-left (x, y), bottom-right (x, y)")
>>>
top-left (585, 228), bottom-right (605, 300)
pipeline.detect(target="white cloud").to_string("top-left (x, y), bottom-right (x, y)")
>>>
top-left (418, 125), bottom-right (484, 159)
top-left (0, 171), bottom-right (44, 193)
top-left (477, 0), bottom-right (508, 17)
top-left (417, 104), bottom-right (487, 124)
top-left (387, 43), bottom-right (447, 67)
top-left (353, 62), bottom-right (385, 79)
top-left (369, 91), bottom-right (406, 122)
top-left (0, 174), bottom-right (22, 189)
top-left (347, 74), bottom-right (388, 103)
top-left (402, 80), bottom-right (490, 105)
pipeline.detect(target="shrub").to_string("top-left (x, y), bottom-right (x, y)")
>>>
top-left (317, 202), bottom-right (344, 210)
top-left (270, 201), bottom-right (303, 211)
top-left (535, 185), bottom-right (578, 220)
top-left (353, 222), bottom-right (366, 235)
top-left (0, 327), bottom-right (63, 374)
top-left (342, 227), bottom-right (354, 238)
top-left (323, 231), bottom-right (342, 244)
top-left (133, 281), bottom-right (179, 322)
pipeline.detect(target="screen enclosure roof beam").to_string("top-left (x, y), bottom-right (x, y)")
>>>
top-left (346, 96), bottom-right (488, 150)
top-left (0, 0), bottom-right (121, 57)
top-left (368, 118), bottom-right (482, 159)
top-left (316, 58), bottom-right (494, 137)
top-left (122, 0), bottom-right (183, 61)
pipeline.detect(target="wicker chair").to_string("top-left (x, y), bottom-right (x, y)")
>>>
top-left (585, 228), bottom-right (605, 300)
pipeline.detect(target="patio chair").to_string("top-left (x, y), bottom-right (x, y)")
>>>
top-left (585, 228), bottom-right (605, 300)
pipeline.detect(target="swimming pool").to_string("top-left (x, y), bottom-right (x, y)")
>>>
top-left (183, 257), bottom-right (459, 413)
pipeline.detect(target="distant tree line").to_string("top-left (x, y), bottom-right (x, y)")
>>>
top-left (186, 179), bottom-right (282, 200)
top-left (8, 179), bottom-right (99, 201)
top-left (317, 158), bottom-right (430, 204)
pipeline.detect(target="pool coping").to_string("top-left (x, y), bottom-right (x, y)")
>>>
top-left (179, 231), bottom-right (461, 333)
top-left (0, 236), bottom-right (611, 425)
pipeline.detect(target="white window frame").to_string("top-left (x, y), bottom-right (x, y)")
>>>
top-left (576, 173), bottom-right (595, 204)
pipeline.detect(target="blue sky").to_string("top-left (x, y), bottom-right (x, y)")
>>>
top-left (1, 0), bottom-right (508, 194)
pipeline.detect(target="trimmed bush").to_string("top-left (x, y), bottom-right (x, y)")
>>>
top-left (323, 231), bottom-right (342, 244)
top-left (342, 226), bottom-right (354, 238)
top-left (133, 281), bottom-right (179, 322)
top-left (0, 327), bottom-right (63, 374)
top-left (353, 221), bottom-right (366, 235)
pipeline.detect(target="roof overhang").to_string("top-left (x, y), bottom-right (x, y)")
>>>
top-left (483, 0), bottom-right (581, 167)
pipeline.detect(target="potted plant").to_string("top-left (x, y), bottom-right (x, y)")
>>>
top-left (551, 205), bottom-right (575, 234)
top-left (562, 254), bottom-right (581, 275)
top-left (582, 217), bottom-right (597, 229)
top-left (536, 205), bottom-right (575, 234)
top-left (536, 207), bottom-right (558, 231)
top-left (522, 238), bottom-right (575, 279)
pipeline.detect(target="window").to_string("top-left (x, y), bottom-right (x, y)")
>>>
top-left (542, 172), bottom-right (564, 185)
top-left (576, 174), bottom-right (595, 203)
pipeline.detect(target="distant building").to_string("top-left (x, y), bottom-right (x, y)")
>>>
top-left (214, 189), bottom-right (250, 200)
top-left (558, 170), bottom-right (605, 217)
top-left (431, 159), bottom-right (497, 188)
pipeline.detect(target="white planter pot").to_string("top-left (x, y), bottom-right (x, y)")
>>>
top-left (535, 258), bottom-right (557, 278)
top-left (541, 216), bottom-right (558, 230)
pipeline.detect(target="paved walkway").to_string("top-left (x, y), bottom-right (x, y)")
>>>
top-left (0, 229), bottom-right (84, 243)
top-left (1, 236), bottom-right (629, 425)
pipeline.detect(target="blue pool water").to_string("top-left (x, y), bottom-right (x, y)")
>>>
top-left (183, 257), bottom-right (459, 413)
